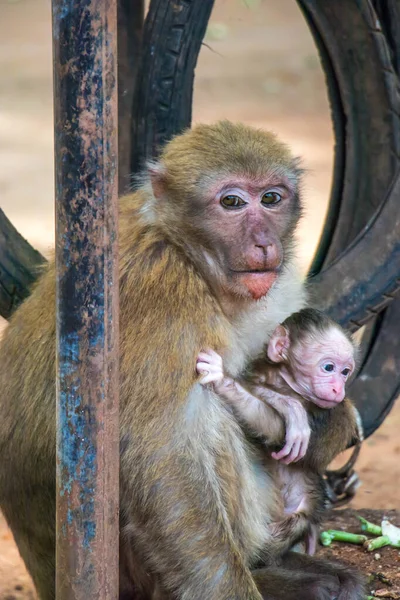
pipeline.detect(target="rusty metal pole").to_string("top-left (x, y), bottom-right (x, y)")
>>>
top-left (52, 0), bottom-right (119, 596)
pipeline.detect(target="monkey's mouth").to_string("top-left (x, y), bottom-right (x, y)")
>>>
top-left (312, 397), bottom-right (342, 409)
top-left (230, 268), bottom-right (281, 274)
top-left (230, 269), bottom-right (280, 300)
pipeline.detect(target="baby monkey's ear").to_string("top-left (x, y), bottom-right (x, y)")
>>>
top-left (267, 325), bottom-right (290, 363)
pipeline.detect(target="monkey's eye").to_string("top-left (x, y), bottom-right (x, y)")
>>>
top-left (342, 368), bottom-right (351, 377)
top-left (261, 191), bottom-right (282, 206)
top-left (323, 363), bottom-right (334, 372)
top-left (220, 195), bottom-right (246, 209)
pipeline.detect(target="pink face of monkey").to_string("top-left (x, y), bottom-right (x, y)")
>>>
top-left (268, 325), bottom-right (356, 409)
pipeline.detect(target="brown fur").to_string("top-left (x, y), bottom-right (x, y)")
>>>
top-left (268, 397), bottom-right (358, 558)
top-left (0, 121), bottom-right (364, 600)
top-left (210, 359), bottom-right (359, 562)
top-left (230, 316), bottom-right (360, 559)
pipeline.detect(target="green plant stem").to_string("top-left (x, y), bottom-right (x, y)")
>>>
top-left (365, 535), bottom-right (390, 551)
top-left (365, 535), bottom-right (400, 551)
top-left (357, 516), bottom-right (382, 536)
top-left (320, 530), bottom-right (367, 547)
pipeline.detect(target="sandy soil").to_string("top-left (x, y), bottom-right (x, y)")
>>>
top-left (0, 0), bottom-right (399, 596)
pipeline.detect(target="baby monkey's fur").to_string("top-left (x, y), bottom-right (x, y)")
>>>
top-left (199, 308), bottom-right (361, 559)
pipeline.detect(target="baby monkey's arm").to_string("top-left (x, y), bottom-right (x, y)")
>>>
top-left (197, 350), bottom-right (284, 441)
top-left (196, 350), bottom-right (310, 464)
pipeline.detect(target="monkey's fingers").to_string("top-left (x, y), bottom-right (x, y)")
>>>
top-left (197, 362), bottom-right (224, 385)
top-left (198, 350), bottom-right (223, 369)
top-left (198, 373), bottom-right (221, 385)
top-left (271, 442), bottom-right (295, 462)
top-left (197, 351), bottom-right (223, 368)
top-left (196, 361), bottom-right (222, 375)
top-left (293, 439), bottom-right (309, 463)
top-left (272, 437), bottom-right (302, 464)
top-left (281, 440), bottom-right (302, 465)
top-left (203, 348), bottom-right (223, 362)
top-left (197, 351), bottom-right (213, 363)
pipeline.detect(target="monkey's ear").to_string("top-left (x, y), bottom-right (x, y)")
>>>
top-left (267, 325), bottom-right (290, 363)
top-left (147, 161), bottom-right (167, 200)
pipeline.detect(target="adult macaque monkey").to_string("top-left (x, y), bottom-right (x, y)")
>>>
top-left (197, 308), bottom-right (362, 557)
top-left (0, 122), bottom-right (364, 600)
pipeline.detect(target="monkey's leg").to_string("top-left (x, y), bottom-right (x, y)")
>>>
top-left (120, 506), bottom-right (261, 600)
top-left (269, 512), bottom-right (310, 556)
top-left (119, 549), bottom-right (153, 600)
top-left (2, 495), bottom-right (55, 600)
top-left (253, 565), bottom-right (343, 600)
top-left (120, 460), bottom-right (263, 600)
top-left (280, 551), bottom-right (365, 600)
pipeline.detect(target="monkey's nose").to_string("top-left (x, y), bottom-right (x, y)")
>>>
top-left (332, 387), bottom-right (345, 402)
top-left (254, 243), bottom-right (281, 269)
top-left (255, 243), bottom-right (268, 254)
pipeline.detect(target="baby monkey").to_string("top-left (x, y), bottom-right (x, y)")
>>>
top-left (197, 308), bottom-right (362, 556)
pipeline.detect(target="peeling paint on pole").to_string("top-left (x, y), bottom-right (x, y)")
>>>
top-left (52, 0), bottom-right (119, 596)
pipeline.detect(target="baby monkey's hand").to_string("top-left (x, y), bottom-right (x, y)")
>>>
top-left (270, 397), bottom-right (311, 465)
top-left (253, 385), bottom-right (311, 464)
top-left (197, 349), bottom-right (225, 386)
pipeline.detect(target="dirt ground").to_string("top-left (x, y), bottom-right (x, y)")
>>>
top-left (0, 0), bottom-right (399, 597)
top-left (320, 509), bottom-right (400, 599)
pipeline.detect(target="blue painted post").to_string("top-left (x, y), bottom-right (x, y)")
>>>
top-left (52, 0), bottom-right (119, 596)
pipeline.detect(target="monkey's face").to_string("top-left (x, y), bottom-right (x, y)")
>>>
top-left (194, 174), bottom-right (301, 301)
top-left (151, 121), bottom-right (302, 301)
top-left (290, 328), bottom-right (355, 408)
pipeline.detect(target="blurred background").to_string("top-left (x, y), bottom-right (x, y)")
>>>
top-left (0, 0), bottom-right (399, 596)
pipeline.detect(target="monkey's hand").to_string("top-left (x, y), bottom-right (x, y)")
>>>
top-left (270, 397), bottom-right (311, 464)
top-left (196, 349), bottom-right (225, 386)
top-left (255, 389), bottom-right (311, 464)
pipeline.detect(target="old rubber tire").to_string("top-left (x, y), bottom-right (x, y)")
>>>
top-left (1, 0), bottom-right (399, 437)
top-left (130, 0), bottom-right (400, 437)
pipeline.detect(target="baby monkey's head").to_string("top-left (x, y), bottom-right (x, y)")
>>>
top-left (267, 308), bottom-right (357, 408)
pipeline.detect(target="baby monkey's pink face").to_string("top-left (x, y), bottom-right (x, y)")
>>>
top-left (268, 324), bottom-right (356, 409)
top-left (290, 328), bottom-right (355, 408)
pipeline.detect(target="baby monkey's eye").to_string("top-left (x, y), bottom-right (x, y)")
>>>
top-left (342, 368), bottom-right (351, 377)
top-left (323, 363), bottom-right (334, 372)
top-left (221, 195), bottom-right (246, 209)
top-left (261, 191), bottom-right (282, 206)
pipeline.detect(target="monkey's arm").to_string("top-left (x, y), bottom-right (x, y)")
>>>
top-left (303, 399), bottom-right (360, 472)
top-left (210, 375), bottom-right (312, 466)
top-left (216, 377), bottom-right (286, 443)
top-left (197, 350), bottom-right (285, 443)
top-left (197, 350), bottom-right (310, 464)
top-left (251, 384), bottom-right (311, 464)
top-left (223, 378), bottom-right (312, 465)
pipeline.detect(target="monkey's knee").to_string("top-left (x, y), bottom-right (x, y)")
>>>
top-left (279, 553), bottom-right (366, 600)
top-left (252, 566), bottom-right (339, 600)
top-left (335, 566), bottom-right (366, 600)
